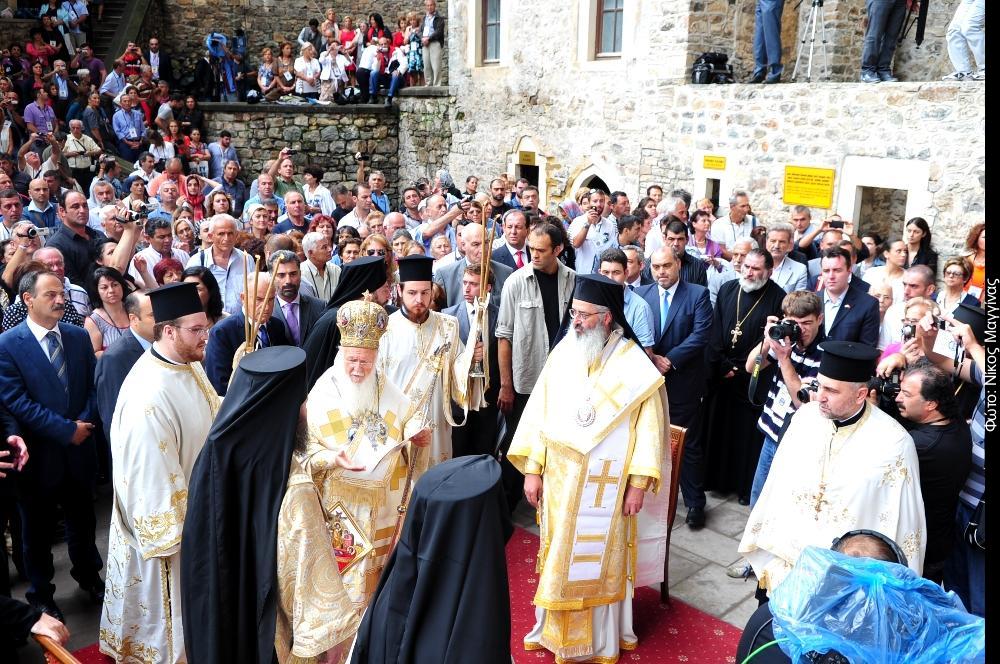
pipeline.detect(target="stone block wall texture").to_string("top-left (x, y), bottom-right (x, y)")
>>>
top-left (688, 0), bottom-right (961, 83)
top-left (397, 93), bottom-right (453, 186)
top-left (445, 75), bottom-right (983, 259)
top-left (0, 19), bottom-right (35, 52)
top-left (199, 105), bottom-right (401, 199)
top-left (140, 0), bottom-right (447, 83)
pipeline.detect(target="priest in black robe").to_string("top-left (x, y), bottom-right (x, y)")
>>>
top-left (181, 346), bottom-right (358, 664)
top-left (350, 455), bottom-right (512, 664)
top-left (302, 255), bottom-right (389, 389)
top-left (703, 248), bottom-right (786, 504)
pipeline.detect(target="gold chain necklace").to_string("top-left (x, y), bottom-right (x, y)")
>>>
top-left (730, 286), bottom-right (766, 347)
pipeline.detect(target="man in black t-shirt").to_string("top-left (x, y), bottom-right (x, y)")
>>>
top-left (895, 359), bottom-right (972, 583)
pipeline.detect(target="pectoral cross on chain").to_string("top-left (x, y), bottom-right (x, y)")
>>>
top-left (730, 325), bottom-right (743, 346)
top-left (587, 459), bottom-right (620, 509)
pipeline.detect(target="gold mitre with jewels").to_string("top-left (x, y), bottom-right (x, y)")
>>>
top-left (337, 297), bottom-right (390, 349)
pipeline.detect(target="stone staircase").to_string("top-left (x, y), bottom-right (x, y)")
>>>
top-left (88, 0), bottom-right (130, 62)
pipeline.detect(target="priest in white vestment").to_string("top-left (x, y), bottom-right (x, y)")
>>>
top-left (739, 340), bottom-right (927, 595)
top-left (305, 298), bottom-right (429, 611)
top-left (100, 283), bottom-right (221, 664)
top-left (376, 255), bottom-right (479, 466)
top-left (509, 274), bottom-right (671, 664)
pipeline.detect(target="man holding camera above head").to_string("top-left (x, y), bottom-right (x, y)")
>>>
top-left (569, 189), bottom-right (617, 275)
top-left (877, 304), bottom-right (986, 616)
top-left (739, 340), bottom-right (926, 599)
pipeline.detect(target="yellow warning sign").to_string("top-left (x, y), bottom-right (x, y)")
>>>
top-left (783, 165), bottom-right (836, 209)
top-left (703, 155), bottom-right (727, 170)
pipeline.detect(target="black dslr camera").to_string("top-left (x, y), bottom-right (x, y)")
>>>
top-left (869, 371), bottom-right (901, 400)
top-left (769, 319), bottom-right (802, 342)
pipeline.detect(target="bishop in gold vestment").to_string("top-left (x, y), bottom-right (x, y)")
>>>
top-left (304, 299), bottom-right (428, 611)
top-left (509, 274), bottom-right (671, 664)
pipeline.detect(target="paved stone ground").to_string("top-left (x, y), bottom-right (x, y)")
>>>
top-left (12, 489), bottom-right (755, 662)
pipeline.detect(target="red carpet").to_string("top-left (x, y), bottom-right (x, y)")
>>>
top-left (68, 643), bottom-right (108, 663)
top-left (507, 528), bottom-right (741, 663)
top-left (71, 528), bottom-right (740, 663)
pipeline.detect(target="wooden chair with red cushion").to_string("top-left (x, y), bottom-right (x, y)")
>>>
top-left (660, 424), bottom-right (687, 605)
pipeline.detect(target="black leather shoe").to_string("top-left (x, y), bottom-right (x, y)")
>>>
top-left (79, 577), bottom-right (106, 604)
top-left (738, 495), bottom-right (751, 506)
top-left (30, 599), bottom-right (65, 623)
top-left (749, 71), bottom-right (766, 84)
top-left (685, 506), bottom-right (706, 529)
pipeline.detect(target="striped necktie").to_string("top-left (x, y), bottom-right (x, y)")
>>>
top-left (45, 331), bottom-right (69, 391)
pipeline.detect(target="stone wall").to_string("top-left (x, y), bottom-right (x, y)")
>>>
top-left (396, 90), bottom-right (453, 186)
top-left (0, 18), bottom-right (35, 52)
top-left (198, 102), bottom-right (400, 198)
top-left (140, 0), bottom-right (448, 84)
top-left (688, 0), bottom-right (961, 83)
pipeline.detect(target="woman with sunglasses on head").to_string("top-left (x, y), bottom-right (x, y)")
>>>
top-left (935, 256), bottom-right (980, 316)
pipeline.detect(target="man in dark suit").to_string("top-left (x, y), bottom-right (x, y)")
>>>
top-left (817, 247), bottom-right (880, 347)
top-left (268, 251), bottom-right (324, 347)
top-left (638, 247), bottom-right (714, 528)
top-left (94, 292), bottom-right (154, 444)
top-left (442, 262), bottom-right (501, 457)
top-left (490, 209), bottom-right (528, 272)
top-left (0, 271), bottom-right (103, 621)
top-left (436, 222), bottom-right (512, 309)
top-left (146, 36), bottom-right (174, 86)
top-left (203, 273), bottom-right (290, 395)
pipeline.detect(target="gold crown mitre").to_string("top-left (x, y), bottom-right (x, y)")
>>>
top-left (337, 298), bottom-right (389, 349)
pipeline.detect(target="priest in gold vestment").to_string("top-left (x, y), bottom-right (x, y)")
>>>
top-left (376, 255), bottom-right (480, 466)
top-left (304, 298), bottom-right (430, 612)
top-left (509, 274), bottom-right (671, 664)
top-left (101, 283), bottom-right (220, 664)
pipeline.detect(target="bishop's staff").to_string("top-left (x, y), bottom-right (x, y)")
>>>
top-left (233, 254), bottom-right (276, 370)
top-left (469, 212), bottom-right (499, 383)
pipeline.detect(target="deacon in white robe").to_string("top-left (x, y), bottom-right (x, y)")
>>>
top-left (377, 256), bottom-right (478, 466)
top-left (739, 343), bottom-right (927, 595)
top-left (508, 275), bottom-right (671, 664)
top-left (100, 285), bottom-right (220, 664)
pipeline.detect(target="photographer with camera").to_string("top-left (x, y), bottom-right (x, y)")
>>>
top-left (891, 359), bottom-right (971, 584)
top-left (877, 304), bottom-right (986, 616)
top-left (569, 189), bottom-right (617, 275)
top-left (744, 291), bottom-right (825, 510)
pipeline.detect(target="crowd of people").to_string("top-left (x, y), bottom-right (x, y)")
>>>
top-left (0, 6), bottom-right (989, 664)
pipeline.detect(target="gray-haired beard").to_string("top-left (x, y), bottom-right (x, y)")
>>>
top-left (332, 353), bottom-right (380, 418)
top-left (740, 275), bottom-right (768, 292)
top-left (570, 324), bottom-right (608, 367)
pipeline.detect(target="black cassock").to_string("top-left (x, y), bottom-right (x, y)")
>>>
top-left (181, 347), bottom-right (307, 664)
top-left (702, 279), bottom-right (786, 500)
top-left (351, 455), bottom-right (512, 664)
top-left (302, 255), bottom-right (388, 389)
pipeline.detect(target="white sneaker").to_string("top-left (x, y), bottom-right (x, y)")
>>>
top-left (726, 557), bottom-right (755, 579)
top-left (971, 70), bottom-right (985, 81)
top-left (941, 71), bottom-right (970, 81)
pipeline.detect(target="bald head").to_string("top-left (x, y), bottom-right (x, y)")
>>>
top-left (461, 222), bottom-right (487, 264)
top-left (242, 272), bottom-right (275, 322)
top-left (28, 178), bottom-right (48, 205)
top-left (383, 211), bottom-right (406, 233)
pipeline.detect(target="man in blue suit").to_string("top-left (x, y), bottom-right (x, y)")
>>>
top-left (0, 270), bottom-right (103, 621)
top-left (442, 262), bottom-right (501, 458)
top-left (817, 247), bottom-right (880, 347)
top-left (204, 273), bottom-right (290, 395)
top-left (94, 292), bottom-right (154, 445)
top-left (638, 247), bottom-right (714, 528)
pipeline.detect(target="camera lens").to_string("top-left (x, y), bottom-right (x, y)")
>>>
top-left (26, 227), bottom-right (38, 238)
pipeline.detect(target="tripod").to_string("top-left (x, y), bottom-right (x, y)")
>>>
top-left (792, 0), bottom-right (830, 82)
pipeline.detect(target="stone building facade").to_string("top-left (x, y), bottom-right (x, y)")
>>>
top-left (444, 0), bottom-right (984, 258)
